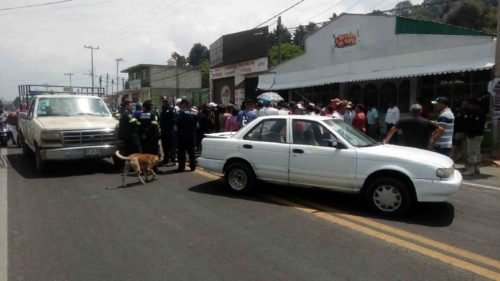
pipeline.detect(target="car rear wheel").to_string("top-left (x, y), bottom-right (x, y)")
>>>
top-left (365, 177), bottom-right (412, 217)
top-left (224, 162), bottom-right (256, 193)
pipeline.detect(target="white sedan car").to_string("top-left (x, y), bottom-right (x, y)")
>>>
top-left (198, 115), bottom-right (461, 216)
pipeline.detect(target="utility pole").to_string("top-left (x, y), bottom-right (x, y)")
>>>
top-left (64, 73), bottom-right (73, 87)
top-left (84, 45), bottom-right (99, 93)
top-left (116, 58), bottom-right (124, 93)
top-left (106, 73), bottom-right (109, 95)
top-left (492, 0), bottom-right (500, 158)
top-left (99, 75), bottom-right (102, 95)
top-left (175, 57), bottom-right (180, 98)
top-left (277, 16), bottom-right (282, 64)
top-left (122, 77), bottom-right (125, 91)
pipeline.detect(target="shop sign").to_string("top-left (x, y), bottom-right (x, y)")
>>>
top-left (211, 57), bottom-right (268, 80)
top-left (335, 32), bottom-right (357, 48)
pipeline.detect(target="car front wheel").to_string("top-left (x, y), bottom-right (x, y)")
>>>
top-left (224, 162), bottom-right (256, 193)
top-left (365, 177), bottom-right (412, 217)
top-left (35, 145), bottom-right (47, 173)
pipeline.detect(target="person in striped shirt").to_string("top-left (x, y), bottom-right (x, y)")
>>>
top-left (431, 97), bottom-right (454, 156)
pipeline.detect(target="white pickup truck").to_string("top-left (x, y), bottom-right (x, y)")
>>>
top-left (18, 95), bottom-right (121, 172)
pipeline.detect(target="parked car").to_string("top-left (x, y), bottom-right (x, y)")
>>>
top-left (198, 115), bottom-right (462, 216)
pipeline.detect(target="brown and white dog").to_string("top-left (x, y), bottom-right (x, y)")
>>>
top-left (115, 151), bottom-right (162, 186)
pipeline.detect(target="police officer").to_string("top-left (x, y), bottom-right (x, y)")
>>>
top-left (159, 96), bottom-right (177, 165)
top-left (176, 98), bottom-right (197, 172)
top-left (139, 100), bottom-right (160, 156)
top-left (463, 98), bottom-right (486, 176)
top-left (118, 98), bottom-right (140, 155)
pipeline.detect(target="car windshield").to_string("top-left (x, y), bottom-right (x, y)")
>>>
top-left (322, 119), bottom-right (378, 147)
top-left (37, 97), bottom-right (110, 117)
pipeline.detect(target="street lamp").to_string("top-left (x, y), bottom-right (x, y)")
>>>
top-left (64, 73), bottom-right (73, 87)
top-left (116, 58), bottom-right (124, 93)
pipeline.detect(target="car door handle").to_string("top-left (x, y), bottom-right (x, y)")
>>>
top-left (243, 144), bottom-right (253, 149)
top-left (292, 149), bottom-right (304, 154)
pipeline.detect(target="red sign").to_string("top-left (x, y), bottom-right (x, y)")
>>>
top-left (335, 32), bottom-right (357, 48)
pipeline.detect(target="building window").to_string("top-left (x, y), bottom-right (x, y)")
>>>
top-left (133, 72), bottom-right (137, 80)
top-left (142, 70), bottom-right (147, 80)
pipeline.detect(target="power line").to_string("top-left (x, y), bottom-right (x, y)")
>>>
top-left (302, 0), bottom-right (347, 24)
top-left (254, 0), bottom-right (306, 28)
top-left (381, 0), bottom-right (459, 13)
top-left (0, 0), bottom-right (75, 11)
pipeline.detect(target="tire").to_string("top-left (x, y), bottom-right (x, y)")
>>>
top-left (21, 135), bottom-right (33, 158)
top-left (35, 145), bottom-right (47, 173)
top-left (0, 139), bottom-right (6, 147)
top-left (112, 155), bottom-right (125, 170)
top-left (16, 134), bottom-right (22, 148)
top-left (364, 177), bottom-right (412, 217)
top-left (224, 162), bottom-right (256, 194)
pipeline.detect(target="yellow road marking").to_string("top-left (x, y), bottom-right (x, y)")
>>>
top-left (299, 198), bottom-right (500, 271)
top-left (265, 196), bottom-right (500, 281)
top-left (194, 169), bottom-right (500, 280)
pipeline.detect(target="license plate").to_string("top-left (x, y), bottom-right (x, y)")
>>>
top-left (85, 148), bottom-right (101, 157)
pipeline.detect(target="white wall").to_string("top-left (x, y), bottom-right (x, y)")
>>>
top-left (274, 14), bottom-right (493, 74)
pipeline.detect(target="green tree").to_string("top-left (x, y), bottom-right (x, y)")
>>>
top-left (268, 43), bottom-right (303, 67)
top-left (269, 21), bottom-right (292, 45)
top-left (188, 43), bottom-right (209, 67)
top-left (393, 0), bottom-right (413, 17)
top-left (292, 22), bottom-right (318, 49)
top-left (171, 52), bottom-right (187, 66)
top-left (444, 0), bottom-right (485, 30)
top-left (292, 25), bottom-right (307, 49)
top-left (200, 59), bottom-right (210, 89)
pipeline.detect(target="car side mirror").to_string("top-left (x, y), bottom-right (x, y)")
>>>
top-left (328, 140), bottom-right (339, 148)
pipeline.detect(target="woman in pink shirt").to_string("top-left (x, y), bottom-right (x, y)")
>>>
top-left (352, 104), bottom-right (367, 132)
top-left (225, 106), bottom-right (239, 132)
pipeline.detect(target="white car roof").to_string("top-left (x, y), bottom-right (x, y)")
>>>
top-left (256, 115), bottom-right (333, 121)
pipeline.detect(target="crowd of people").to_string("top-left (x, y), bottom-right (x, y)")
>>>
top-left (117, 94), bottom-right (487, 176)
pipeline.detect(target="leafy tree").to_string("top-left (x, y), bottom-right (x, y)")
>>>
top-left (188, 43), bottom-right (209, 67)
top-left (393, 0), bottom-right (413, 17)
top-left (171, 52), bottom-right (187, 66)
top-left (269, 21), bottom-right (292, 45)
top-left (268, 43), bottom-right (303, 67)
top-left (369, 10), bottom-right (387, 15)
top-left (200, 59), bottom-right (210, 89)
top-left (444, 0), bottom-right (485, 30)
top-left (292, 25), bottom-right (307, 48)
top-left (292, 22), bottom-right (319, 49)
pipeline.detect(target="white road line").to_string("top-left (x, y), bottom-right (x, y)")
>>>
top-left (0, 148), bottom-right (8, 281)
top-left (462, 181), bottom-right (500, 192)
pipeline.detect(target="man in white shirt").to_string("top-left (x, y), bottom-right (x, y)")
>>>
top-left (332, 102), bottom-right (346, 120)
top-left (257, 98), bottom-right (279, 117)
top-left (384, 102), bottom-right (400, 144)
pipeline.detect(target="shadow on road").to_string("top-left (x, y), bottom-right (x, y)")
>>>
top-left (7, 152), bottom-right (119, 179)
top-left (189, 180), bottom-right (455, 227)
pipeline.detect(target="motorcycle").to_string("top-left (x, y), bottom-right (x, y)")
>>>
top-left (0, 122), bottom-right (8, 147)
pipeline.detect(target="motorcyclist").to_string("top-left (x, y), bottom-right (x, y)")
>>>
top-left (0, 104), bottom-right (8, 123)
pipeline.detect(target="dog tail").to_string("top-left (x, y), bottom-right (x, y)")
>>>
top-left (115, 150), bottom-right (131, 160)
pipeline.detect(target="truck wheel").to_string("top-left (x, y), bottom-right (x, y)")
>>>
top-left (21, 136), bottom-right (32, 157)
top-left (16, 134), bottom-right (22, 148)
top-left (0, 139), bottom-right (6, 147)
top-left (112, 155), bottom-right (124, 170)
top-left (364, 177), bottom-right (412, 217)
top-left (35, 146), bottom-right (46, 173)
top-left (224, 162), bottom-right (256, 194)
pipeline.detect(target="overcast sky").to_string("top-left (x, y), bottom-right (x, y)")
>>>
top-left (0, 0), bottom-right (423, 101)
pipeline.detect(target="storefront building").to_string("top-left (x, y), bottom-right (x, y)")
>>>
top-left (210, 27), bottom-right (270, 105)
top-left (258, 14), bottom-right (495, 113)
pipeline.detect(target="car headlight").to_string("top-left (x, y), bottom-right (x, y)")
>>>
top-left (436, 167), bottom-right (454, 179)
top-left (41, 132), bottom-right (61, 143)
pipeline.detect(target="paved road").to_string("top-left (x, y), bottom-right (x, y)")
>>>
top-left (2, 147), bottom-right (500, 281)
